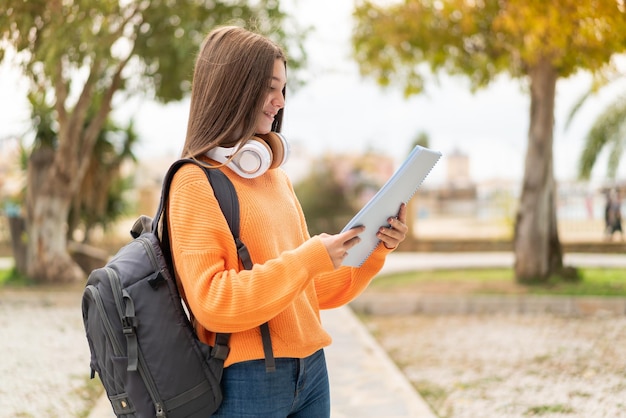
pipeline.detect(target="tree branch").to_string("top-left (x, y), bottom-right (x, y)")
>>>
top-left (65, 55), bottom-right (101, 152)
top-left (65, 1), bottom-right (143, 156)
top-left (54, 58), bottom-right (69, 141)
top-left (76, 53), bottom-right (133, 180)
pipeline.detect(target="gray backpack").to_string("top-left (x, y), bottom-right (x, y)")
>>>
top-left (81, 159), bottom-right (270, 417)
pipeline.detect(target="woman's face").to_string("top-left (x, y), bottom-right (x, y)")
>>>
top-left (255, 59), bottom-right (286, 134)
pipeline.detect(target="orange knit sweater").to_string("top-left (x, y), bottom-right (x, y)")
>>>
top-left (167, 161), bottom-right (391, 367)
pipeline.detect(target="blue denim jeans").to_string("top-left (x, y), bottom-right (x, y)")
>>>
top-left (211, 349), bottom-right (330, 417)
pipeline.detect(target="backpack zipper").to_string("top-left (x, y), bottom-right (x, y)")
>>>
top-left (85, 284), bottom-right (124, 357)
top-left (108, 247), bottom-right (167, 417)
top-left (139, 236), bottom-right (161, 272)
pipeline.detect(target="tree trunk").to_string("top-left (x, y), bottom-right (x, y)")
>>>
top-left (27, 193), bottom-right (84, 282)
top-left (7, 215), bottom-right (27, 273)
top-left (24, 148), bottom-right (84, 283)
top-left (514, 57), bottom-right (563, 282)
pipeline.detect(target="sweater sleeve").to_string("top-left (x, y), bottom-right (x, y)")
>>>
top-left (314, 243), bottom-right (393, 309)
top-left (167, 165), bottom-right (335, 333)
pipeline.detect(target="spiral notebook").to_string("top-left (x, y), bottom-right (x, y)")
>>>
top-left (341, 145), bottom-right (442, 267)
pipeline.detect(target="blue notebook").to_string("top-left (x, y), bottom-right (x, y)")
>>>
top-left (341, 145), bottom-right (442, 267)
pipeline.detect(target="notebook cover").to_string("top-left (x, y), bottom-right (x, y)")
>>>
top-left (341, 145), bottom-right (442, 267)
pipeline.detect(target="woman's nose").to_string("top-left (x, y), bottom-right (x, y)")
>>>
top-left (273, 93), bottom-right (285, 109)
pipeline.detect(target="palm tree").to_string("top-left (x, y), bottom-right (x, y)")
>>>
top-left (566, 74), bottom-right (626, 180)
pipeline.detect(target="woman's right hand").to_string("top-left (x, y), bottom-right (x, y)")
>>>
top-left (318, 226), bottom-right (365, 269)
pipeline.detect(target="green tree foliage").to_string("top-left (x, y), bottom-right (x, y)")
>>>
top-left (294, 157), bottom-right (355, 236)
top-left (566, 72), bottom-right (626, 180)
top-left (352, 0), bottom-right (626, 282)
top-left (0, 0), bottom-right (306, 282)
top-left (579, 95), bottom-right (626, 180)
top-left (69, 119), bottom-right (138, 243)
top-left (27, 96), bottom-right (138, 242)
top-left (411, 131), bottom-right (430, 150)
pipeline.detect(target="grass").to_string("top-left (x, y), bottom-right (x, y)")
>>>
top-left (524, 404), bottom-right (575, 415)
top-left (4, 264), bottom-right (626, 297)
top-left (412, 380), bottom-right (452, 418)
top-left (370, 267), bottom-right (626, 297)
top-left (0, 267), bottom-right (32, 286)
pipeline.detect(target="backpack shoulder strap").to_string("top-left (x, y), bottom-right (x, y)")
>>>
top-left (200, 167), bottom-right (253, 271)
top-left (154, 159), bottom-right (275, 371)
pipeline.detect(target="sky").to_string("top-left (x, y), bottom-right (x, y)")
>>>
top-left (1, 0), bottom-right (625, 186)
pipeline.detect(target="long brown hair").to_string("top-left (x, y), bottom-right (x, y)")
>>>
top-left (181, 26), bottom-right (287, 158)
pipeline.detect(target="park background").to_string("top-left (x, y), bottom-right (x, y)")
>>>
top-left (2, 0), bottom-right (626, 257)
top-left (3, 1), bottom-right (626, 417)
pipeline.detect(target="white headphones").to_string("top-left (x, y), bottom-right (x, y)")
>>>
top-left (206, 132), bottom-right (289, 179)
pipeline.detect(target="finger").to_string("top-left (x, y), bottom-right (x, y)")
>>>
top-left (384, 204), bottom-right (407, 229)
top-left (387, 202), bottom-right (407, 225)
top-left (340, 225), bottom-right (365, 243)
top-left (377, 222), bottom-right (406, 249)
top-left (378, 226), bottom-right (401, 241)
top-left (377, 232), bottom-right (399, 249)
top-left (396, 202), bottom-right (408, 223)
top-left (344, 234), bottom-right (362, 250)
top-left (386, 216), bottom-right (408, 234)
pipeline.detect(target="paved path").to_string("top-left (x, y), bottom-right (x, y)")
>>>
top-left (3, 252), bottom-right (624, 274)
top-left (379, 251), bottom-right (626, 274)
top-left (322, 306), bottom-right (435, 417)
top-left (0, 257), bottom-right (13, 270)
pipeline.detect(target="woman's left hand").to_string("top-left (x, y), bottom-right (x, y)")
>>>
top-left (377, 202), bottom-right (409, 250)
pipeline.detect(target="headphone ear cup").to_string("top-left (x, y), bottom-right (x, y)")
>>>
top-left (230, 140), bottom-right (271, 178)
top-left (255, 132), bottom-right (289, 169)
top-left (206, 142), bottom-right (270, 178)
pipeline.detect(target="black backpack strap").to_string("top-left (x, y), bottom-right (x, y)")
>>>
top-left (196, 166), bottom-right (275, 372)
top-left (156, 159), bottom-right (275, 372)
top-left (259, 323), bottom-right (275, 372)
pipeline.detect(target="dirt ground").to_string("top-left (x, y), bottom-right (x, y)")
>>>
top-left (363, 312), bottom-right (626, 418)
top-left (357, 259), bottom-right (626, 418)
top-left (0, 284), bottom-right (98, 418)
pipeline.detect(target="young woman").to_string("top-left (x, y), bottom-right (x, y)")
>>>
top-left (167, 25), bottom-right (408, 417)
